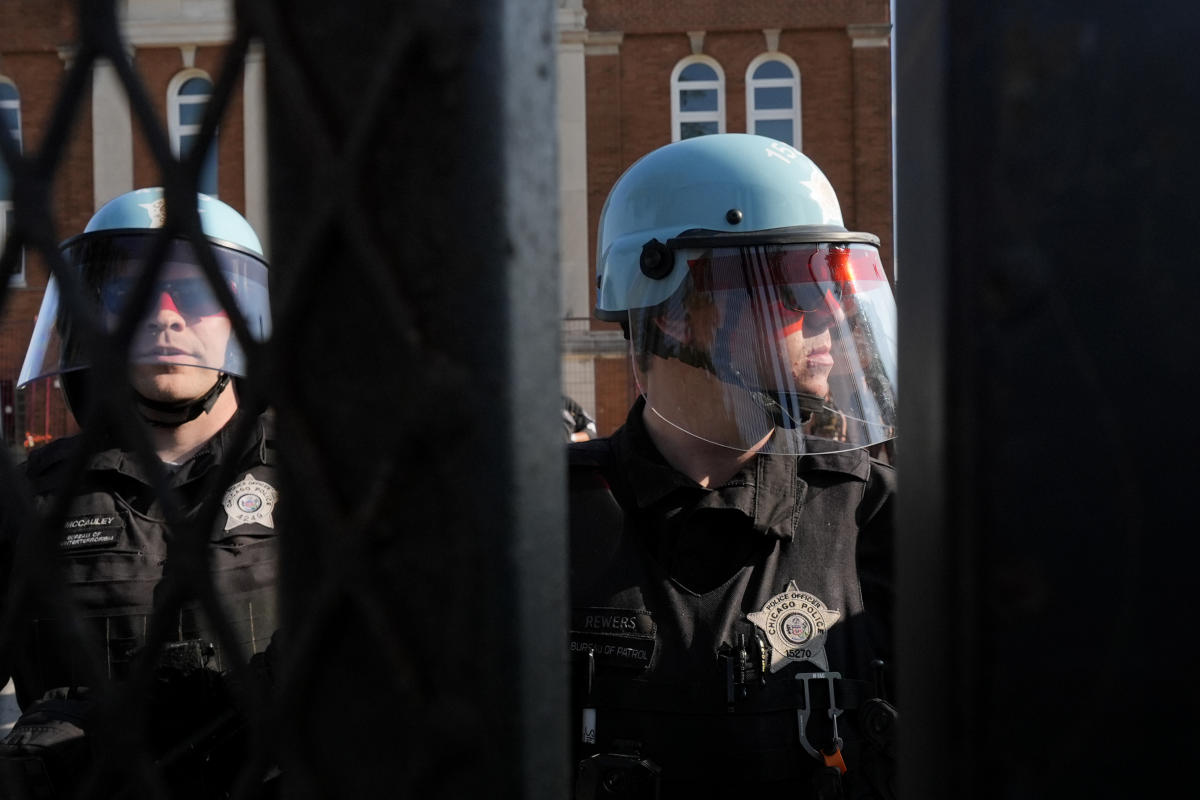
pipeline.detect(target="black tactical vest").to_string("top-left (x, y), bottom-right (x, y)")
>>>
top-left (567, 431), bottom-right (895, 799)
top-left (6, 411), bottom-right (280, 709)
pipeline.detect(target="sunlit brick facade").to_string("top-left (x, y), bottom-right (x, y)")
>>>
top-left (0, 1), bottom-right (891, 450)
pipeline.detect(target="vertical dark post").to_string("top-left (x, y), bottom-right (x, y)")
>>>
top-left (261, 0), bottom-right (564, 797)
top-left (893, 0), bottom-right (959, 796)
top-left (896, 1), bottom-right (1200, 797)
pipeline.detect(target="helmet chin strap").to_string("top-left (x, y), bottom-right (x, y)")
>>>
top-left (135, 373), bottom-right (231, 428)
top-left (748, 389), bottom-right (826, 429)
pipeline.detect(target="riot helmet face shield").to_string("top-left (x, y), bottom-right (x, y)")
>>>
top-left (18, 233), bottom-right (271, 389)
top-left (628, 238), bottom-right (896, 455)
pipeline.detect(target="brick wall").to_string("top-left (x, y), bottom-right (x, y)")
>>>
top-left (2, 15), bottom-right (80, 445)
top-left (585, 0), bottom-right (889, 32)
top-left (594, 353), bottom-right (636, 435)
top-left (851, 38), bottom-right (894, 270)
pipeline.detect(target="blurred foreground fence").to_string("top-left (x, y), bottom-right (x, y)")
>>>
top-left (0, 1), bottom-right (566, 798)
top-left (895, 1), bottom-right (1200, 797)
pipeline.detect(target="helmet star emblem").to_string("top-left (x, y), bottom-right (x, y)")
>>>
top-left (800, 176), bottom-right (844, 225)
top-left (138, 198), bottom-right (168, 228)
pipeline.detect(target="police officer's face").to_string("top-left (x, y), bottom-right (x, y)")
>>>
top-left (775, 295), bottom-right (844, 399)
top-left (722, 287), bottom-right (844, 400)
top-left (105, 263), bottom-right (232, 403)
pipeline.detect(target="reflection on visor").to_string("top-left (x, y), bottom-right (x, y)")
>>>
top-left (630, 238), bottom-right (896, 456)
top-left (101, 276), bottom-right (228, 318)
top-left (17, 231), bottom-right (272, 388)
top-left (687, 243), bottom-right (885, 310)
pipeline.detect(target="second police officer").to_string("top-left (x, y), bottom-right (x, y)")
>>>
top-left (569, 134), bottom-right (898, 799)
top-left (0, 188), bottom-right (280, 798)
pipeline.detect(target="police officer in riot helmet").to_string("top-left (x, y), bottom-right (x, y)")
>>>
top-left (0, 188), bottom-right (280, 798)
top-left (569, 134), bottom-right (897, 799)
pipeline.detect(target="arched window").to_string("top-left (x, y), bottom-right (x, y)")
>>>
top-left (670, 56), bottom-right (725, 142)
top-left (1, 76), bottom-right (24, 286)
top-left (745, 55), bottom-right (801, 148)
top-left (168, 71), bottom-right (218, 197)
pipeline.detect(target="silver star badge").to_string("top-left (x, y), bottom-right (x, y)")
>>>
top-left (222, 472), bottom-right (278, 530)
top-left (746, 581), bottom-right (841, 672)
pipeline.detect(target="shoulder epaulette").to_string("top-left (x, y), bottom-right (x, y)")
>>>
top-left (796, 447), bottom-right (872, 481)
top-left (22, 436), bottom-right (79, 482)
top-left (567, 437), bottom-right (614, 471)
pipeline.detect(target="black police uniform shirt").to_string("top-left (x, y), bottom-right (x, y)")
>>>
top-left (0, 409), bottom-right (279, 710)
top-left (568, 397), bottom-right (894, 793)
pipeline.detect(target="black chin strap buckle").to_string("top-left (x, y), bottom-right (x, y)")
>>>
top-left (200, 373), bottom-right (232, 414)
top-left (751, 390), bottom-right (819, 429)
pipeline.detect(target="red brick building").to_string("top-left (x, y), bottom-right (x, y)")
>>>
top-left (0, 1), bottom-right (892, 453)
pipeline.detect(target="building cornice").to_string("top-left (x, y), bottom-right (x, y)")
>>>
top-left (557, 3), bottom-right (587, 37)
top-left (119, 20), bottom-right (234, 47)
top-left (585, 31), bottom-right (623, 57)
top-left (848, 23), bottom-right (892, 48)
top-left (58, 44), bottom-right (136, 70)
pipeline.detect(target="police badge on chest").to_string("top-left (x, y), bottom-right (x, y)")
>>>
top-left (746, 581), bottom-right (841, 672)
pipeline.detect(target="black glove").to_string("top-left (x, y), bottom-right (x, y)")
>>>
top-left (0, 686), bottom-right (93, 800)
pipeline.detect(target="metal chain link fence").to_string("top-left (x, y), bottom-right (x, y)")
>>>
top-left (1, 1), bottom-right (565, 797)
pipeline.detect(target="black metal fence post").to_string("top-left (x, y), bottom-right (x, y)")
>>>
top-left (259, 1), bottom-right (566, 797)
top-left (896, 1), bottom-right (1200, 797)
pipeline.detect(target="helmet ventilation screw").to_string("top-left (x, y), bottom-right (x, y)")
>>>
top-left (726, 208), bottom-right (744, 225)
top-left (639, 239), bottom-right (674, 279)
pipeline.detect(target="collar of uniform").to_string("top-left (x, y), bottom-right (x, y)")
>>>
top-left (84, 408), bottom-right (258, 485)
top-left (613, 398), bottom-right (874, 538)
top-left (614, 398), bottom-right (796, 539)
top-left (613, 396), bottom-right (699, 508)
top-left (677, 450), bottom-right (799, 539)
top-left (796, 447), bottom-right (873, 482)
top-left (751, 452), bottom-right (799, 538)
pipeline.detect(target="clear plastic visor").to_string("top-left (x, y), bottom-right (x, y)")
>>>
top-left (18, 234), bottom-right (271, 387)
top-left (630, 242), bottom-right (897, 455)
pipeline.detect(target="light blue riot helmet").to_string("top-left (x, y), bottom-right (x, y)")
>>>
top-left (595, 134), bottom-right (897, 455)
top-left (18, 187), bottom-right (271, 424)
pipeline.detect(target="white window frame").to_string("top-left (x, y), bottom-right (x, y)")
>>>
top-left (2, 75), bottom-right (24, 287)
top-left (670, 55), bottom-right (726, 142)
top-left (745, 53), bottom-right (802, 149)
top-left (167, 69), bottom-right (218, 197)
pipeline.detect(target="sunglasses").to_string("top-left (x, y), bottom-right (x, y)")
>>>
top-left (689, 244), bottom-right (873, 312)
top-left (100, 277), bottom-right (226, 318)
top-left (778, 280), bottom-right (842, 313)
